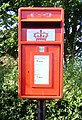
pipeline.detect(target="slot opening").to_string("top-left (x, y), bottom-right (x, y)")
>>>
top-left (22, 21), bottom-right (61, 28)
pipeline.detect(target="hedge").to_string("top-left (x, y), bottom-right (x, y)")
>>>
top-left (0, 55), bottom-right (82, 120)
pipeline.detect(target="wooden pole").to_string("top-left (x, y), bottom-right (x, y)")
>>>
top-left (38, 100), bottom-right (46, 120)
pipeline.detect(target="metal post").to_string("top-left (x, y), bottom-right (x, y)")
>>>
top-left (38, 100), bottom-right (46, 120)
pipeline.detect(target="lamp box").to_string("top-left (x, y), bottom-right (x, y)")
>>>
top-left (18, 7), bottom-right (64, 99)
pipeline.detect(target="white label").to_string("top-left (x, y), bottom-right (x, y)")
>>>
top-left (39, 46), bottom-right (44, 52)
top-left (27, 29), bottom-right (55, 41)
top-left (34, 55), bottom-right (49, 84)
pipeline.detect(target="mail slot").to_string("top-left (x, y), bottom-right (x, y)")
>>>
top-left (18, 7), bottom-right (64, 99)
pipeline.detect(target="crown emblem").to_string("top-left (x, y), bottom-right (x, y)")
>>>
top-left (34, 30), bottom-right (48, 41)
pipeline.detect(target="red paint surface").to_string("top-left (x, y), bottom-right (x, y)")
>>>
top-left (18, 7), bottom-right (64, 99)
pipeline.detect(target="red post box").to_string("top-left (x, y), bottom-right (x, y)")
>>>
top-left (18, 7), bottom-right (64, 99)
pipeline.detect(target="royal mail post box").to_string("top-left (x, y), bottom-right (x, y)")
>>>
top-left (18, 7), bottom-right (64, 99)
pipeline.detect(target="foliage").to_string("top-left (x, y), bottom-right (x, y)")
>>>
top-left (0, 55), bottom-right (37, 120)
top-left (0, 0), bottom-right (82, 59)
top-left (45, 57), bottom-right (82, 120)
top-left (63, 0), bottom-right (82, 61)
top-left (0, 3), bottom-right (18, 58)
top-left (0, 55), bottom-right (82, 119)
top-left (0, 0), bottom-right (82, 119)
